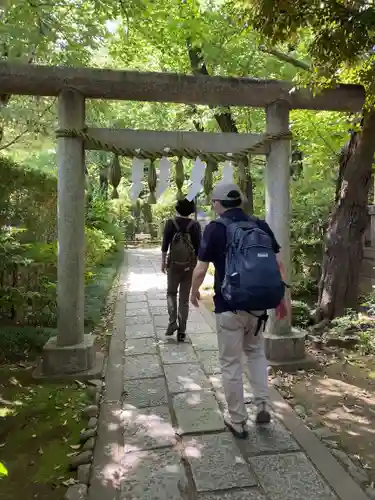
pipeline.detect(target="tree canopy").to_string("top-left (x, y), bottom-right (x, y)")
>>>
top-left (242, 0), bottom-right (375, 101)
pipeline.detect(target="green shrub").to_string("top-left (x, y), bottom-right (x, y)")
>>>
top-left (0, 326), bottom-right (55, 362)
top-left (324, 309), bottom-right (375, 354)
top-left (0, 156), bottom-right (125, 327)
top-left (357, 330), bottom-right (375, 355)
top-left (0, 247), bottom-right (124, 360)
top-left (85, 226), bottom-right (117, 276)
top-left (292, 300), bottom-right (312, 328)
top-left (84, 248), bottom-right (124, 329)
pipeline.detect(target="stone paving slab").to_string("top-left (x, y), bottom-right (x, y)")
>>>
top-left (186, 321), bottom-right (214, 333)
top-left (125, 323), bottom-right (155, 339)
top-left (155, 328), bottom-right (169, 340)
top-left (164, 363), bottom-right (211, 394)
top-left (160, 342), bottom-right (200, 364)
top-left (184, 433), bottom-right (257, 492)
top-left (236, 416), bottom-right (300, 456)
top-left (149, 306), bottom-right (168, 315)
top-left (249, 452), bottom-right (337, 500)
top-left (188, 311), bottom-right (206, 322)
top-left (125, 316), bottom-right (153, 326)
top-left (147, 292), bottom-right (167, 300)
top-left (198, 491), bottom-right (267, 500)
top-left (197, 350), bottom-right (221, 374)
top-left (156, 329), bottom-right (193, 342)
top-left (149, 299), bottom-right (167, 307)
top-left (126, 293), bottom-right (147, 303)
top-left (122, 404), bottom-right (176, 452)
top-left (125, 337), bottom-right (158, 356)
top-left (190, 333), bottom-right (219, 351)
top-left (173, 390), bottom-right (225, 435)
top-left (123, 377), bottom-right (168, 408)
top-left (119, 447), bottom-right (186, 500)
top-left (154, 315), bottom-right (170, 328)
top-left (126, 301), bottom-right (148, 310)
top-left (124, 354), bottom-right (163, 380)
top-left (125, 308), bottom-right (151, 317)
top-left (209, 373), bottom-right (254, 405)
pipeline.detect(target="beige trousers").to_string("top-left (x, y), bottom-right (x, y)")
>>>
top-left (216, 310), bottom-right (269, 424)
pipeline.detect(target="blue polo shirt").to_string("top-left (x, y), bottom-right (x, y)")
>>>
top-left (198, 208), bottom-right (280, 313)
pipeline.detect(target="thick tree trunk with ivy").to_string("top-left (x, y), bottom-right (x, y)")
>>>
top-left (316, 110), bottom-right (375, 321)
top-left (186, 40), bottom-right (253, 214)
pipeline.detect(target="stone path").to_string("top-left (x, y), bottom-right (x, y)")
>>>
top-left (88, 248), bottom-right (369, 500)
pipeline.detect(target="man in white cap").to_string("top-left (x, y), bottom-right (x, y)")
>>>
top-left (190, 183), bottom-right (287, 439)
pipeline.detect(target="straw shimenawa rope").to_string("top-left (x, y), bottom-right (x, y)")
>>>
top-left (55, 127), bottom-right (292, 162)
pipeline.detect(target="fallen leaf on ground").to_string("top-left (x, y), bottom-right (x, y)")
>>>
top-left (62, 478), bottom-right (77, 487)
top-left (9, 377), bottom-right (22, 387)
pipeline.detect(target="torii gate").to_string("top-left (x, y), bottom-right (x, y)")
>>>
top-left (0, 63), bottom-right (365, 377)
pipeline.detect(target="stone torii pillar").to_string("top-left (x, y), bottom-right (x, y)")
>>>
top-left (40, 89), bottom-right (99, 377)
top-left (264, 100), bottom-right (311, 369)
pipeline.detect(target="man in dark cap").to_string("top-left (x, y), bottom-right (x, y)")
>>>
top-left (161, 198), bottom-right (201, 342)
top-left (190, 183), bottom-right (288, 438)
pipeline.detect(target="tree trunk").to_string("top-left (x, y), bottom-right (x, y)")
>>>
top-left (316, 109), bottom-right (375, 321)
top-left (186, 40), bottom-right (253, 213)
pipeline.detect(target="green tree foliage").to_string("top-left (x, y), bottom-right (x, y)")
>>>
top-left (239, 0), bottom-right (375, 320)
top-left (0, 0), bottom-right (117, 147)
top-left (244, 0), bottom-right (375, 93)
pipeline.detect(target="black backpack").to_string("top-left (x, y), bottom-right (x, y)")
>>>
top-left (217, 216), bottom-right (285, 311)
top-left (168, 219), bottom-right (196, 270)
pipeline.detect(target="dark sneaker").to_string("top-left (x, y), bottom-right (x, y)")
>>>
top-left (255, 402), bottom-right (271, 425)
top-left (177, 331), bottom-right (186, 342)
top-left (224, 417), bottom-right (249, 439)
top-left (165, 323), bottom-right (178, 336)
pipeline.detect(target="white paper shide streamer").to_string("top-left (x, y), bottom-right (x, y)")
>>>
top-left (156, 155), bottom-right (171, 199)
top-left (130, 157), bottom-right (145, 201)
top-left (186, 157), bottom-right (206, 201)
top-left (220, 160), bottom-right (234, 184)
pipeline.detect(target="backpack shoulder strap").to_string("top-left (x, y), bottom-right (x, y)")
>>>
top-left (216, 216), bottom-right (258, 231)
top-left (171, 218), bottom-right (180, 231)
top-left (215, 216), bottom-right (232, 228)
top-left (186, 219), bottom-right (194, 232)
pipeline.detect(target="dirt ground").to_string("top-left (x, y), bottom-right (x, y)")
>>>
top-left (282, 352), bottom-right (375, 484)
top-left (200, 293), bottom-right (375, 485)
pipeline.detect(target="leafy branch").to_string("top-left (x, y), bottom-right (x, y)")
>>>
top-left (0, 98), bottom-right (56, 151)
top-left (259, 45), bottom-right (311, 71)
